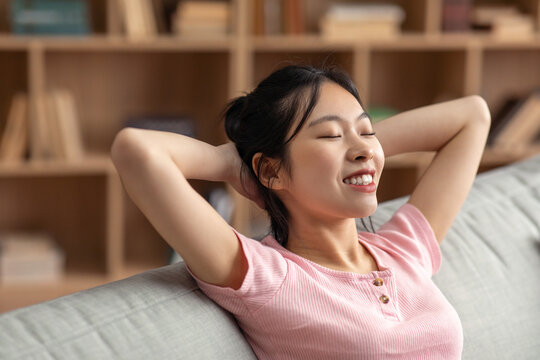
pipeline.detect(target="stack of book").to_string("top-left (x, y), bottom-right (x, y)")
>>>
top-left (471, 5), bottom-right (534, 39)
top-left (0, 231), bottom-right (65, 284)
top-left (0, 89), bottom-right (85, 163)
top-left (319, 3), bottom-right (405, 40)
top-left (172, 1), bottom-right (230, 37)
top-left (488, 89), bottom-right (540, 149)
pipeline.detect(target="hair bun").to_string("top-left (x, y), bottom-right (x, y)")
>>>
top-left (224, 95), bottom-right (249, 144)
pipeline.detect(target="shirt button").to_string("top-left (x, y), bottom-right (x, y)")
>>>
top-left (373, 278), bottom-right (384, 286)
top-left (379, 295), bottom-right (390, 304)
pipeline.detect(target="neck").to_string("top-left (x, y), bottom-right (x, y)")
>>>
top-left (285, 215), bottom-right (376, 273)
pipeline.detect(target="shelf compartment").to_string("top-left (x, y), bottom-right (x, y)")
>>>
top-left (369, 49), bottom-right (467, 111)
top-left (481, 48), bottom-right (540, 116)
top-left (43, 50), bottom-right (231, 153)
top-left (42, 49), bottom-right (231, 270)
top-left (0, 173), bottom-right (108, 275)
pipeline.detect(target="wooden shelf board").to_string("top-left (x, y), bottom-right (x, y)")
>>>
top-left (0, 35), bottom-right (233, 52)
top-left (252, 33), bottom-right (540, 51)
top-left (0, 153), bottom-right (114, 177)
top-left (2, 33), bottom-right (540, 53)
top-left (0, 271), bottom-right (111, 313)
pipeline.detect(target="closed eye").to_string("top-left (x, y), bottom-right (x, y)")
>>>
top-left (361, 132), bottom-right (376, 136)
top-left (319, 135), bottom-right (341, 139)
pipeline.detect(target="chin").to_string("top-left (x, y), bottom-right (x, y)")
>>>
top-left (342, 201), bottom-right (377, 219)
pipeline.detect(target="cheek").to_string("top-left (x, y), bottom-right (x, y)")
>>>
top-left (292, 145), bottom-right (339, 177)
top-left (375, 144), bottom-right (385, 174)
top-left (286, 146), bottom-right (339, 193)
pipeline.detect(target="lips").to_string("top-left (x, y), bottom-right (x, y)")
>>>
top-left (342, 169), bottom-right (376, 192)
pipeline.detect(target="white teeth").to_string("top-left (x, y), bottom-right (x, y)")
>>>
top-left (362, 174), bottom-right (371, 185)
top-left (344, 174), bottom-right (373, 185)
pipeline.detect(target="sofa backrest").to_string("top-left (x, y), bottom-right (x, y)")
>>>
top-left (0, 262), bottom-right (256, 359)
top-left (366, 154), bottom-right (540, 359)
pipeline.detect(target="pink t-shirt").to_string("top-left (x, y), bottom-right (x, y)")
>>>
top-left (189, 203), bottom-right (463, 359)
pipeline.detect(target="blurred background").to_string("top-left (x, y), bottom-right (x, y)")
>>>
top-left (1, 0), bottom-right (540, 313)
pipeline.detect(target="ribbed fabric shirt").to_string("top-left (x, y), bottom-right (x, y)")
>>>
top-left (189, 203), bottom-right (463, 359)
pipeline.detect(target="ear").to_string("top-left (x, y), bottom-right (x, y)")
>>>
top-left (252, 153), bottom-right (285, 190)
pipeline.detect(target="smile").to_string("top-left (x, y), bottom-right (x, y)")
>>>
top-left (343, 174), bottom-right (373, 185)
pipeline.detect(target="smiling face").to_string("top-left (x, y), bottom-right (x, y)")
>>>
top-left (275, 81), bottom-right (385, 223)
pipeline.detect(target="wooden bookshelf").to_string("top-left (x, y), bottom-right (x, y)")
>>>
top-left (1, 0), bottom-right (540, 313)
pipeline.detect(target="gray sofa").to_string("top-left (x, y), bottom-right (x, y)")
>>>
top-left (1, 154), bottom-right (540, 359)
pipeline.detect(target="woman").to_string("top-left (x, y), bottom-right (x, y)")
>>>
top-left (111, 65), bottom-right (490, 359)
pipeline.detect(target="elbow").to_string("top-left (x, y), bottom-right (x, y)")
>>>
top-left (111, 128), bottom-right (138, 168)
top-left (468, 95), bottom-right (491, 128)
top-left (111, 128), bottom-right (158, 172)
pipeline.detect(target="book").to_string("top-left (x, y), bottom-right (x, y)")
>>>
top-left (263, 0), bottom-right (282, 35)
top-left (31, 93), bottom-right (54, 160)
top-left (0, 231), bottom-right (65, 284)
top-left (117, 0), bottom-right (158, 39)
top-left (10, 0), bottom-right (90, 35)
top-left (0, 92), bottom-right (28, 163)
top-left (442, 0), bottom-right (472, 32)
top-left (319, 3), bottom-right (404, 40)
top-left (491, 90), bottom-right (540, 148)
top-left (51, 89), bottom-right (85, 161)
top-left (320, 19), bottom-right (401, 39)
top-left (30, 89), bottom-right (85, 162)
top-left (471, 5), bottom-right (534, 38)
top-left (491, 14), bottom-right (534, 39)
top-left (173, 0), bottom-right (230, 37)
top-left (253, 0), bottom-right (265, 35)
top-left (283, 0), bottom-right (304, 35)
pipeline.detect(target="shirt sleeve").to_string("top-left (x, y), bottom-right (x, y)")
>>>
top-left (374, 202), bottom-right (442, 276)
top-left (186, 228), bottom-right (288, 316)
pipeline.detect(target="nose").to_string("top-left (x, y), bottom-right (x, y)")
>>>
top-left (348, 143), bottom-right (374, 162)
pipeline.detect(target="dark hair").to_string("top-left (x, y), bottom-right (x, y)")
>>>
top-left (224, 64), bottom-right (366, 246)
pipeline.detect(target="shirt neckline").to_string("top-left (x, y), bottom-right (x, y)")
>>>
top-left (262, 233), bottom-right (392, 280)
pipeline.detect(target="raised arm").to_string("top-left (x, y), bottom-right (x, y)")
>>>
top-left (374, 95), bottom-right (491, 243)
top-left (111, 128), bottom-right (248, 289)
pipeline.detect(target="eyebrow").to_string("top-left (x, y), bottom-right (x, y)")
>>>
top-left (308, 112), bottom-right (371, 128)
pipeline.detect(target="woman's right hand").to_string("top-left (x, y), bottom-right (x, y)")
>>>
top-left (218, 142), bottom-right (265, 209)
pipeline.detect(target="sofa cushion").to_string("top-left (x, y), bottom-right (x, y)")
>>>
top-left (0, 263), bottom-right (256, 359)
top-left (365, 154), bottom-right (540, 359)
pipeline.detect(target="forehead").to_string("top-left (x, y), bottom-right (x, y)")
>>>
top-left (309, 81), bottom-right (364, 119)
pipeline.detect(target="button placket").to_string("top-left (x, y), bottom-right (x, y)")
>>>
top-left (370, 273), bottom-right (399, 321)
